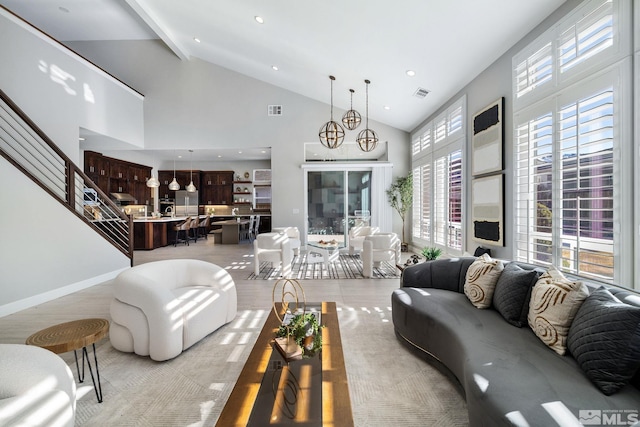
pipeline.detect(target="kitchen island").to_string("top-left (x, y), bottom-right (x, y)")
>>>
top-left (133, 216), bottom-right (190, 250)
top-left (133, 214), bottom-right (271, 249)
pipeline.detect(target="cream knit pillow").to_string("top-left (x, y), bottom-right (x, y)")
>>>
top-left (463, 253), bottom-right (504, 309)
top-left (528, 266), bottom-right (588, 355)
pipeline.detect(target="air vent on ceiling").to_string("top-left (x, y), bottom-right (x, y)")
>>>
top-left (268, 105), bottom-right (283, 116)
top-left (413, 88), bottom-right (430, 99)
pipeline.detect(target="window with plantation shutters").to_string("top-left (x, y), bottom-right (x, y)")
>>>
top-left (512, 0), bottom-right (632, 286)
top-left (558, 1), bottom-right (613, 74)
top-left (514, 111), bottom-right (554, 265)
top-left (411, 96), bottom-right (465, 255)
top-left (513, 0), bottom-right (626, 112)
top-left (412, 165), bottom-right (431, 241)
top-left (433, 150), bottom-right (462, 250)
top-left (557, 88), bottom-right (614, 280)
top-left (421, 126), bottom-right (432, 152)
top-left (448, 150), bottom-right (463, 250)
top-left (515, 42), bottom-right (553, 99)
top-left (412, 136), bottom-right (421, 156)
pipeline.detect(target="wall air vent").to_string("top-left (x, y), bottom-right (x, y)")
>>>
top-left (268, 105), bottom-right (283, 116)
top-left (413, 88), bottom-right (430, 99)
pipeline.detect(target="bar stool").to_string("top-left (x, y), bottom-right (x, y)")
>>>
top-left (173, 217), bottom-right (191, 246)
top-left (198, 216), bottom-right (211, 239)
top-left (189, 217), bottom-right (200, 243)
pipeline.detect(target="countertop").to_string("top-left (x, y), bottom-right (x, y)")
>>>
top-left (133, 214), bottom-right (270, 222)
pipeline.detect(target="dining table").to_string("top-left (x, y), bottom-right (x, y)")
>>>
top-left (210, 218), bottom-right (250, 244)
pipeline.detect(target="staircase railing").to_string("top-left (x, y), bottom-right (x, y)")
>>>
top-left (0, 89), bottom-right (133, 262)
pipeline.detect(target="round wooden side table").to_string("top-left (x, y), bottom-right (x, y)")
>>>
top-left (26, 318), bottom-right (109, 402)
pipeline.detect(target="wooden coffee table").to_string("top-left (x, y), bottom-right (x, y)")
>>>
top-left (26, 318), bottom-right (109, 402)
top-left (216, 302), bottom-right (353, 426)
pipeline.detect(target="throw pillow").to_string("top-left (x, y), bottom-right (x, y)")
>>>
top-left (463, 253), bottom-right (504, 309)
top-left (567, 287), bottom-right (640, 395)
top-left (492, 263), bottom-right (540, 327)
top-left (528, 266), bottom-right (588, 355)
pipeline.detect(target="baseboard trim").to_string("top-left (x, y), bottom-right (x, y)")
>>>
top-left (0, 267), bottom-right (128, 318)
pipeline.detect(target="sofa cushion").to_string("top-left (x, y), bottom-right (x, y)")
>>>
top-left (528, 266), bottom-right (588, 355)
top-left (463, 253), bottom-right (504, 309)
top-left (567, 287), bottom-right (640, 395)
top-left (492, 262), bottom-right (540, 327)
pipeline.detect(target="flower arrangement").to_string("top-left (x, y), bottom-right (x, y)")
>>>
top-left (275, 312), bottom-right (323, 359)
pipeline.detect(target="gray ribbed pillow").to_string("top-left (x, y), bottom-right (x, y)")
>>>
top-left (492, 263), bottom-right (540, 327)
top-left (567, 287), bottom-right (640, 395)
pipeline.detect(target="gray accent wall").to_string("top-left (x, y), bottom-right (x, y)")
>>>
top-left (410, 0), bottom-right (586, 260)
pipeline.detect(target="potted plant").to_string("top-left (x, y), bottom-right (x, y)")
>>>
top-left (275, 312), bottom-right (323, 360)
top-left (386, 174), bottom-right (413, 251)
top-left (421, 246), bottom-right (442, 261)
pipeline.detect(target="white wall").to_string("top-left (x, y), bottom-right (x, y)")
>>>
top-left (0, 9), bottom-right (144, 315)
top-left (0, 9), bottom-right (144, 162)
top-left (67, 39), bottom-right (411, 237)
top-left (0, 157), bottom-right (130, 316)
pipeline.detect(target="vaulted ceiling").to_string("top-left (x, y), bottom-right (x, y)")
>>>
top-left (1, 0), bottom-right (566, 134)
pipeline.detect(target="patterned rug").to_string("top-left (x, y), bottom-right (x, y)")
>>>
top-left (248, 252), bottom-right (400, 280)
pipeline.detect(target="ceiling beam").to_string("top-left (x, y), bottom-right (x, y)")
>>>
top-left (124, 0), bottom-right (189, 61)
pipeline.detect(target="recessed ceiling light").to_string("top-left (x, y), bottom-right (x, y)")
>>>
top-left (272, 65), bottom-right (279, 71)
top-left (217, 155), bottom-right (222, 158)
top-left (255, 16), bottom-right (264, 24)
top-left (383, 105), bottom-right (391, 110)
top-left (78, 137), bottom-right (85, 141)
top-left (261, 150), bottom-right (266, 154)
top-left (406, 70), bottom-right (416, 77)
top-left (193, 37), bottom-right (201, 43)
top-left (238, 151), bottom-right (243, 154)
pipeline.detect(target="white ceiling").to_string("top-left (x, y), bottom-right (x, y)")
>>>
top-left (1, 0), bottom-right (566, 161)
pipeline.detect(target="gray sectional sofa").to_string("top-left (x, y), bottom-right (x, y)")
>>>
top-left (392, 257), bottom-right (640, 427)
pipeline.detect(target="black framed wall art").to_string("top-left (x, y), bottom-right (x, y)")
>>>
top-left (472, 97), bottom-right (504, 177)
top-left (472, 174), bottom-right (504, 247)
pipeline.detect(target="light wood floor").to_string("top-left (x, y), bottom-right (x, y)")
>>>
top-left (0, 236), bottom-right (405, 364)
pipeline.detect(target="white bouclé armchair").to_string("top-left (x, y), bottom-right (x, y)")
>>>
top-left (109, 259), bottom-right (237, 361)
top-left (348, 226), bottom-right (380, 255)
top-left (272, 226), bottom-right (301, 256)
top-left (361, 233), bottom-right (401, 278)
top-left (253, 232), bottom-right (293, 277)
top-left (0, 344), bottom-right (76, 427)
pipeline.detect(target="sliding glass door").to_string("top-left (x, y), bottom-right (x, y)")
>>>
top-left (307, 170), bottom-right (371, 244)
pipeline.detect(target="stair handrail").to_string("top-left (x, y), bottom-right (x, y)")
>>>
top-left (0, 88), bottom-right (133, 261)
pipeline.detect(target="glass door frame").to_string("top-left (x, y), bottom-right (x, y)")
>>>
top-left (301, 162), bottom-right (382, 245)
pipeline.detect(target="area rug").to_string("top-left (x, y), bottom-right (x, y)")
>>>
top-left (74, 306), bottom-right (468, 426)
top-left (248, 252), bottom-right (400, 280)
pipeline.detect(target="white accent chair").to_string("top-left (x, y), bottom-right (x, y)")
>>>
top-left (348, 226), bottom-right (380, 254)
top-left (254, 232), bottom-right (293, 277)
top-left (0, 344), bottom-right (76, 427)
top-left (272, 226), bottom-right (301, 256)
top-left (110, 259), bottom-right (237, 361)
top-left (361, 233), bottom-right (401, 278)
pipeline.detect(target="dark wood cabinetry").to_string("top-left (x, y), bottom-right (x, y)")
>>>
top-left (84, 151), bottom-right (152, 203)
top-left (158, 170), bottom-right (174, 200)
top-left (84, 151), bottom-right (110, 190)
top-left (200, 171), bottom-right (233, 205)
top-left (158, 170), bottom-right (199, 200)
